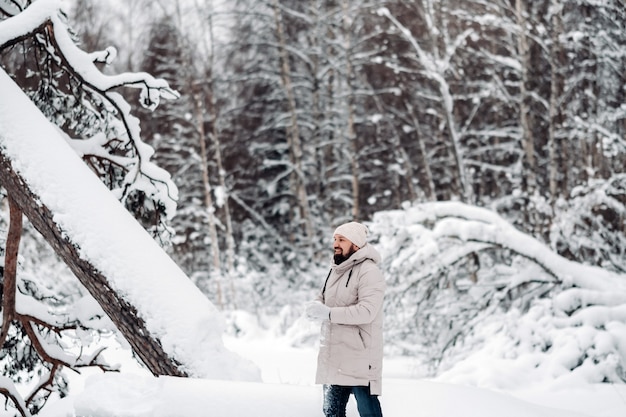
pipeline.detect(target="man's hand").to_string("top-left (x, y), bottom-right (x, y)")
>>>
top-left (305, 301), bottom-right (330, 322)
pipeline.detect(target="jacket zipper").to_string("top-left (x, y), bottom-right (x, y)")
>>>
top-left (321, 269), bottom-right (332, 303)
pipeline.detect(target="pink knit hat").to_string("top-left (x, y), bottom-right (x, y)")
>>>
top-left (334, 221), bottom-right (368, 248)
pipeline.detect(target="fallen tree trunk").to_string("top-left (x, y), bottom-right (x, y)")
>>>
top-left (0, 151), bottom-right (186, 377)
top-left (0, 66), bottom-right (257, 383)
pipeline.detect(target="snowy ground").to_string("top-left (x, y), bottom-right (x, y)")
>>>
top-left (31, 322), bottom-right (626, 417)
top-left (222, 333), bottom-right (626, 417)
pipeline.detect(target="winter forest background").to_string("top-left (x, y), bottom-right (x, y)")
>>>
top-left (0, 0), bottom-right (625, 415)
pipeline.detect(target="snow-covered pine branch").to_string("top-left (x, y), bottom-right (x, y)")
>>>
top-left (0, 376), bottom-right (30, 417)
top-left (0, 0), bottom-right (180, 242)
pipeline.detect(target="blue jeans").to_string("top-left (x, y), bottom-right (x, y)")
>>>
top-left (323, 384), bottom-right (383, 417)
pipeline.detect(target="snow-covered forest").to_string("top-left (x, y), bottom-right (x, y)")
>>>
top-left (0, 0), bottom-right (625, 416)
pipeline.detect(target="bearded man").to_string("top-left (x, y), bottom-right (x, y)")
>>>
top-left (305, 221), bottom-right (386, 417)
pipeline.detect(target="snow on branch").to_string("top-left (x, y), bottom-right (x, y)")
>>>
top-left (0, 0), bottom-right (181, 241)
top-left (417, 201), bottom-right (624, 290)
top-left (0, 60), bottom-right (261, 393)
top-left (48, 18), bottom-right (179, 109)
top-left (376, 7), bottom-right (473, 80)
top-left (1, 0), bottom-right (178, 108)
top-left (0, 0), bottom-right (54, 46)
top-left (45, 6), bottom-right (181, 220)
top-left (0, 376), bottom-right (31, 417)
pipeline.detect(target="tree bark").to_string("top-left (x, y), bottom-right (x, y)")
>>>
top-left (0, 152), bottom-right (186, 378)
top-left (194, 90), bottom-right (224, 310)
top-left (272, 0), bottom-right (314, 242)
top-left (0, 197), bottom-right (21, 348)
top-left (515, 0), bottom-right (537, 195)
top-left (406, 101), bottom-right (436, 201)
top-left (548, 1), bottom-right (564, 208)
top-left (341, 0), bottom-right (361, 220)
top-left (204, 11), bottom-right (237, 308)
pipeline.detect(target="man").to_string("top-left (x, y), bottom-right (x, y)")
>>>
top-left (305, 221), bottom-right (386, 417)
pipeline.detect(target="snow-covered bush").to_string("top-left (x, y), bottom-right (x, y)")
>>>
top-left (370, 201), bottom-right (626, 388)
top-left (550, 174), bottom-right (626, 273)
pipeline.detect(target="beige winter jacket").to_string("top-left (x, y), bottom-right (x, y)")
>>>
top-left (315, 244), bottom-right (386, 395)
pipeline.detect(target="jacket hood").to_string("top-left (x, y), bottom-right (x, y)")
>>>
top-left (331, 243), bottom-right (381, 272)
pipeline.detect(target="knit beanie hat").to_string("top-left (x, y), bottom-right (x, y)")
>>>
top-left (334, 221), bottom-right (368, 248)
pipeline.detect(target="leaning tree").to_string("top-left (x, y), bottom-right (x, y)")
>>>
top-left (0, 1), bottom-right (254, 416)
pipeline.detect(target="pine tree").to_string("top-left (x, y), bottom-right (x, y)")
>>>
top-left (0, 2), bottom-right (183, 414)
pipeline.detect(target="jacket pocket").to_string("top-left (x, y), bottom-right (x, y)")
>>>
top-left (338, 354), bottom-right (370, 379)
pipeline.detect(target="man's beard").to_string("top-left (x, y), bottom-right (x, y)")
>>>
top-left (334, 247), bottom-right (357, 265)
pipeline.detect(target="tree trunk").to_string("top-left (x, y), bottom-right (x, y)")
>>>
top-left (406, 101), bottom-right (436, 201)
top-left (0, 152), bottom-right (186, 378)
top-left (515, 0), bottom-right (537, 195)
top-left (205, 12), bottom-right (237, 308)
top-left (193, 91), bottom-right (224, 310)
top-left (272, 0), bottom-right (314, 242)
top-left (548, 1), bottom-right (564, 209)
top-left (341, 0), bottom-right (361, 220)
top-left (0, 198), bottom-right (21, 348)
